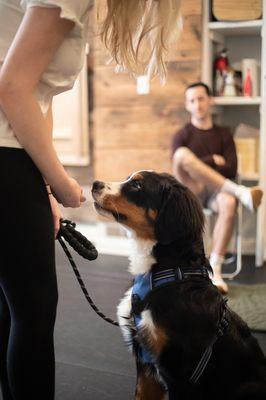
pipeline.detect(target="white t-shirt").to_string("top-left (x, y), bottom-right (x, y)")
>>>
top-left (0, 0), bottom-right (92, 148)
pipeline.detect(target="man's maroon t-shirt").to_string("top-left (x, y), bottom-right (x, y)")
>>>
top-left (171, 123), bottom-right (237, 179)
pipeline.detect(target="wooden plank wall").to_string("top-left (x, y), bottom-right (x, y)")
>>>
top-left (92, 0), bottom-right (202, 181)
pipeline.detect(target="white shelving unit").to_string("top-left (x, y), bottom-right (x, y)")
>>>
top-left (208, 20), bottom-right (263, 36)
top-left (213, 96), bottom-right (261, 105)
top-left (202, 1), bottom-right (266, 266)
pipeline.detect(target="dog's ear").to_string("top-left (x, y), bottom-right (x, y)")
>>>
top-left (154, 183), bottom-right (204, 245)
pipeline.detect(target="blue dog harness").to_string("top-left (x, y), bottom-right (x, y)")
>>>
top-left (131, 265), bottom-right (228, 384)
top-left (132, 272), bottom-right (154, 364)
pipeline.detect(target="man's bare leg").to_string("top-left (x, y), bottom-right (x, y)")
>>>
top-left (211, 193), bottom-right (237, 255)
top-left (172, 151), bottom-right (204, 196)
top-left (172, 147), bottom-right (225, 191)
top-left (173, 147), bottom-right (263, 212)
top-left (208, 193), bottom-right (237, 294)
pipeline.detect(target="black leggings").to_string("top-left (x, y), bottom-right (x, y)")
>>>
top-left (0, 148), bottom-right (58, 400)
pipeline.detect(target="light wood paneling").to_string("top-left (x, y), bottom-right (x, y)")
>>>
top-left (94, 149), bottom-right (172, 181)
top-left (168, 15), bottom-right (202, 62)
top-left (181, 0), bottom-right (202, 15)
top-left (94, 105), bottom-right (188, 149)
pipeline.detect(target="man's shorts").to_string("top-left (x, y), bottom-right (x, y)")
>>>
top-left (197, 186), bottom-right (219, 211)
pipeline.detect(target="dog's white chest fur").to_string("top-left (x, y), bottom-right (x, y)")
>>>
top-left (128, 237), bottom-right (156, 276)
top-left (117, 236), bottom-right (156, 351)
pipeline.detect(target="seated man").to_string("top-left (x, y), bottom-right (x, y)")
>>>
top-left (172, 81), bottom-right (263, 294)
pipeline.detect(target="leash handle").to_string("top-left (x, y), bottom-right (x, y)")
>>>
top-left (58, 219), bottom-right (98, 261)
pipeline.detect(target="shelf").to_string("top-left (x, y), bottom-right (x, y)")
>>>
top-left (208, 20), bottom-right (262, 36)
top-left (213, 96), bottom-right (261, 105)
top-left (239, 173), bottom-right (259, 181)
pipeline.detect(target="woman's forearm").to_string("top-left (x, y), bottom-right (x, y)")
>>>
top-left (0, 90), bottom-right (69, 190)
top-left (45, 101), bottom-right (53, 138)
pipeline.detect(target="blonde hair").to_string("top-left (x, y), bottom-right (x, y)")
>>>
top-left (101, 0), bottom-right (182, 81)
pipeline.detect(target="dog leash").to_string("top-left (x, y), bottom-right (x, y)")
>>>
top-left (57, 219), bottom-right (119, 327)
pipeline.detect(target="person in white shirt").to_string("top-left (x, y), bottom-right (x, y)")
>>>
top-left (0, 1), bottom-right (182, 399)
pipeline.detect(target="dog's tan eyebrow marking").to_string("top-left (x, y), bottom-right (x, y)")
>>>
top-left (131, 173), bottom-right (144, 181)
top-left (120, 171), bottom-right (145, 185)
top-left (126, 170), bottom-right (153, 183)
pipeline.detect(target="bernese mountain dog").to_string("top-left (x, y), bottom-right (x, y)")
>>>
top-left (92, 171), bottom-right (266, 400)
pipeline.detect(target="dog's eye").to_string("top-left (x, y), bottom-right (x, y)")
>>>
top-left (131, 180), bottom-right (142, 190)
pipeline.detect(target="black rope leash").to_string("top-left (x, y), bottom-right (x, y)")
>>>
top-left (57, 219), bottom-right (119, 327)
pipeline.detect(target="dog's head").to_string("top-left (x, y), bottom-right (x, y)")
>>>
top-left (92, 171), bottom-right (204, 247)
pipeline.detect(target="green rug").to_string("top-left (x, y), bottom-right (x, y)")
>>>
top-left (227, 284), bottom-right (266, 332)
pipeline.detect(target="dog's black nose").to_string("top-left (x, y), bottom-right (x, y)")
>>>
top-left (92, 181), bottom-right (105, 192)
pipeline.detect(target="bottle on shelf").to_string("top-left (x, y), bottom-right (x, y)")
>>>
top-left (244, 68), bottom-right (252, 97)
top-left (224, 68), bottom-right (237, 97)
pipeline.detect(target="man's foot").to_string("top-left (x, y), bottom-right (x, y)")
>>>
top-left (212, 274), bottom-right (228, 295)
top-left (237, 186), bottom-right (263, 212)
top-left (210, 262), bottom-right (228, 295)
top-left (250, 187), bottom-right (263, 210)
